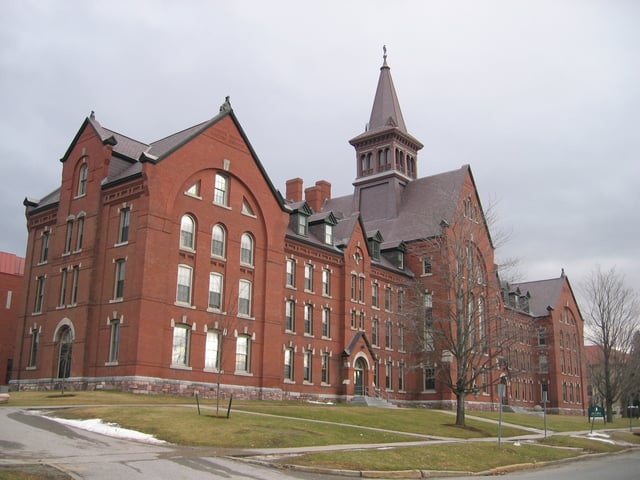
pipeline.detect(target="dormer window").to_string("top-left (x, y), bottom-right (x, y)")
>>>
top-left (368, 238), bottom-right (380, 261)
top-left (297, 213), bottom-right (308, 236)
top-left (324, 224), bottom-right (333, 245)
top-left (397, 251), bottom-right (404, 269)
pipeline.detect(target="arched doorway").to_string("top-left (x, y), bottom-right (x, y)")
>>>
top-left (354, 357), bottom-right (367, 396)
top-left (56, 326), bottom-right (73, 379)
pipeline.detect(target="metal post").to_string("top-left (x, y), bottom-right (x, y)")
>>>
top-left (543, 391), bottom-right (548, 440)
top-left (498, 382), bottom-right (505, 448)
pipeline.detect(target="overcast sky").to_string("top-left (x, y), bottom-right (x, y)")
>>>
top-left (1, 0), bottom-right (638, 305)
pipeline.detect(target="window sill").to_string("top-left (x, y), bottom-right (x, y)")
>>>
top-left (37, 261), bottom-right (48, 266)
top-left (210, 255), bottom-right (226, 262)
top-left (26, 366), bottom-right (37, 371)
top-left (184, 192), bottom-right (202, 200)
top-left (285, 285), bottom-right (297, 290)
top-left (104, 361), bottom-right (119, 366)
top-left (72, 249), bottom-right (82, 254)
top-left (56, 306), bottom-right (66, 310)
top-left (174, 302), bottom-right (196, 309)
top-left (206, 307), bottom-right (224, 314)
top-left (212, 202), bottom-right (232, 211)
top-left (179, 247), bottom-right (196, 254)
top-left (203, 368), bottom-right (222, 373)
top-left (284, 379), bottom-right (295, 384)
top-left (303, 333), bottom-right (314, 338)
top-left (31, 311), bottom-right (43, 316)
top-left (321, 382), bottom-right (331, 387)
top-left (170, 364), bottom-right (192, 371)
top-left (285, 329), bottom-right (296, 335)
top-left (303, 381), bottom-right (314, 386)
top-left (109, 298), bottom-right (124, 304)
top-left (114, 241), bottom-right (129, 248)
top-left (237, 314), bottom-right (254, 320)
top-left (234, 371), bottom-right (253, 377)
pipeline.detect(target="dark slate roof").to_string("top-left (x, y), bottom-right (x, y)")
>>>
top-left (511, 277), bottom-right (565, 317)
top-left (146, 120), bottom-right (209, 159)
top-left (323, 166), bottom-right (469, 245)
top-left (367, 54), bottom-right (406, 133)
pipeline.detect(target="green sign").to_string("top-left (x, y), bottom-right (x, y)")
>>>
top-left (589, 406), bottom-right (605, 418)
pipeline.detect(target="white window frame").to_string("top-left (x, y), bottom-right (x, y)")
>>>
top-left (240, 233), bottom-right (254, 267)
top-left (214, 173), bottom-right (229, 206)
top-left (171, 323), bottom-right (191, 367)
top-left (211, 224), bottom-right (226, 258)
top-left (208, 272), bottom-right (223, 311)
top-left (238, 279), bottom-right (252, 317)
top-left (176, 265), bottom-right (193, 305)
top-left (179, 215), bottom-right (196, 250)
top-left (205, 330), bottom-right (221, 370)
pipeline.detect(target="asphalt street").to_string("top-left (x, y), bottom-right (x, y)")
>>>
top-left (0, 407), bottom-right (344, 480)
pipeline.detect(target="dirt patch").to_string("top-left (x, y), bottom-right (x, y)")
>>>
top-left (0, 464), bottom-right (72, 479)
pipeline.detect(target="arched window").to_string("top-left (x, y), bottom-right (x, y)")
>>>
top-left (180, 215), bottom-right (195, 250)
top-left (240, 233), bottom-right (254, 266)
top-left (77, 163), bottom-right (88, 197)
top-left (211, 224), bottom-right (226, 258)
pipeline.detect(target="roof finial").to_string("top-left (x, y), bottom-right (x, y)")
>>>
top-left (90, 110), bottom-right (95, 120)
top-left (219, 96), bottom-right (231, 113)
top-left (382, 45), bottom-right (388, 66)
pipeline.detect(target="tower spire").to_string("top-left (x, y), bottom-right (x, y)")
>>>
top-left (367, 45), bottom-right (407, 133)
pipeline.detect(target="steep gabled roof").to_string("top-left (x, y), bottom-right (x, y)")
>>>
top-left (512, 275), bottom-right (575, 318)
top-left (324, 165), bottom-right (469, 244)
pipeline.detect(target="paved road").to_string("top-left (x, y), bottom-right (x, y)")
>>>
top-left (433, 450), bottom-right (640, 480)
top-left (0, 407), bottom-right (344, 479)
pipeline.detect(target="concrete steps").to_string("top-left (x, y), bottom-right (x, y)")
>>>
top-left (352, 395), bottom-right (398, 408)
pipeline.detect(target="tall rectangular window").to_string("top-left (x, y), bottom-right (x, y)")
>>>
top-left (321, 352), bottom-right (329, 384)
top-left (171, 324), bottom-right (190, 366)
top-left (385, 361), bottom-right (392, 390)
top-left (238, 279), bottom-right (252, 316)
top-left (176, 265), bottom-right (193, 304)
top-left (322, 269), bottom-right (330, 296)
top-left (40, 231), bottom-right (50, 263)
top-left (399, 362), bottom-right (405, 391)
top-left (424, 293), bottom-right (434, 351)
top-left (118, 207), bottom-right (130, 244)
top-left (372, 318), bottom-right (379, 346)
top-left (385, 321), bottom-right (392, 349)
top-left (208, 273), bottom-right (223, 310)
top-left (398, 324), bottom-right (405, 351)
top-left (59, 268), bottom-right (68, 307)
top-left (108, 320), bottom-right (120, 363)
top-left (297, 214), bottom-right (308, 236)
top-left (75, 216), bottom-right (84, 251)
top-left (214, 173), bottom-right (229, 206)
top-left (28, 328), bottom-right (39, 367)
top-left (321, 308), bottom-right (330, 337)
top-left (304, 264), bottom-right (313, 291)
top-left (397, 290), bottom-right (404, 313)
top-left (114, 259), bottom-right (126, 300)
top-left (235, 335), bottom-right (250, 372)
top-left (539, 355), bottom-right (548, 374)
top-left (77, 163), bottom-right (88, 196)
top-left (34, 276), bottom-right (45, 313)
top-left (350, 274), bottom-right (357, 300)
top-left (371, 283), bottom-right (379, 308)
top-left (350, 310), bottom-right (356, 328)
top-left (358, 277), bottom-right (364, 302)
top-left (303, 351), bottom-right (312, 382)
top-left (205, 330), bottom-right (220, 370)
top-left (70, 266), bottom-right (79, 305)
top-left (359, 311), bottom-right (365, 329)
top-left (64, 220), bottom-right (73, 254)
top-left (285, 259), bottom-right (295, 287)
top-left (384, 287), bottom-right (392, 311)
top-left (424, 366), bottom-right (436, 390)
top-left (284, 347), bottom-right (294, 380)
top-left (304, 304), bottom-right (313, 335)
top-left (285, 300), bottom-right (295, 332)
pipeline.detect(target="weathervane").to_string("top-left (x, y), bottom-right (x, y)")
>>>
top-left (383, 44), bottom-right (387, 62)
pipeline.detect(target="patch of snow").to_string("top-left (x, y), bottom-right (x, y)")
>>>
top-left (306, 400), bottom-right (334, 406)
top-left (41, 413), bottom-right (168, 445)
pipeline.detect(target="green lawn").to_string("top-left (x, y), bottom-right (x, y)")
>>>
top-left (471, 411), bottom-right (635, 432)
top-left (5, 390), bottom-right (638, 473)
top-left (278, 441), bottom-right (584, 472)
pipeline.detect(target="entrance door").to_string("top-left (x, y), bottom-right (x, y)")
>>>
top-left (354, 358), bottom-right (365, 396)
top-left (57, 327), bottom-right (73, 379)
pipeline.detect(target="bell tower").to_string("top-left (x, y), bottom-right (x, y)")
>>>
top-left (350, 47), bottom-right (423, 220)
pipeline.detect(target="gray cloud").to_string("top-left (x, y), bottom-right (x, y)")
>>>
top-left (1, 0), bottom-right (638, 299)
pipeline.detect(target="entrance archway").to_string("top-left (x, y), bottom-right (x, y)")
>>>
top-left (354, 357), bottom-right (366, 396)
top-left (56, 326), bottom-right (73, 379)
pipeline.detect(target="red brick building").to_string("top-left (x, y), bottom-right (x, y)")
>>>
top-left (0, 252), bottom-right (24, 385)
top-left (12, 54), bottom-right (587, 413)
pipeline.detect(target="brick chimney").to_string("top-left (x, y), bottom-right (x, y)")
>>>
top-left (305, 180), bottom-right (331, 212)
top-left (285, 178), bottom-right (303, 202)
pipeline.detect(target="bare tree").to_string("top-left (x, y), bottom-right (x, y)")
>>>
top-left (405, 202), bottom-right (520, 427)
top-left (582, 266), bottom-right (640, 422)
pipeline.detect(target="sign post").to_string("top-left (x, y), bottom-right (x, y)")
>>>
top-left (589, 405), bottom-right (605, 433)
top-left (542, 390), bottom-right (548, 439)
